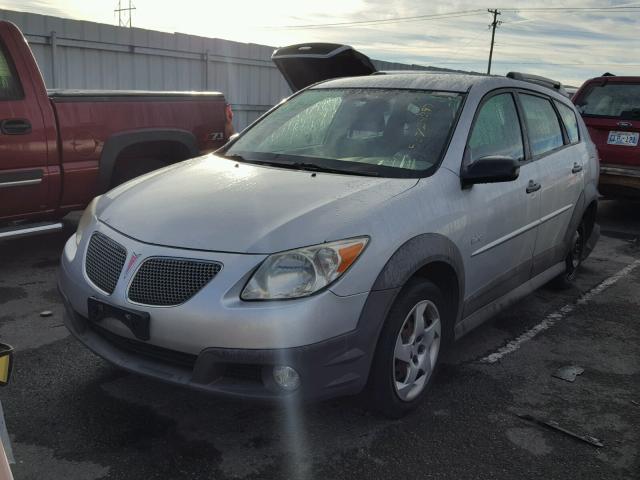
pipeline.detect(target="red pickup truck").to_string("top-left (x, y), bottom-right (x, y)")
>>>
top-left (0, 21), bottom-right (232, 239)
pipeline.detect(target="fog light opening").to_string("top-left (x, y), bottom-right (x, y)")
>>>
top-left (273, 365), bottom-right (301, 391)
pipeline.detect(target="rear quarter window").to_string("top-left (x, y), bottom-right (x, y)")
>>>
top-left (576, 83), bottom-right (640, 119)
top-left (519, 93), bottom-right (564, 157)
top-left (554, 101), bottom-right (580, 144)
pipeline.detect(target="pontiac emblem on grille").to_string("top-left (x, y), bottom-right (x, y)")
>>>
top-left (124, 252), bottom-right (141, 276)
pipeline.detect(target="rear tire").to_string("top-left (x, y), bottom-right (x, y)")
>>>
top-left (367, 279), bottom-right (449, 418)
top-left (551, 222), bottom-right (585, 289)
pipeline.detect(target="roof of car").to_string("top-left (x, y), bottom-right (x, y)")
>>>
top-left (313, 72), bottom-right (486, 92)
top-left (313, 71), bottom-right (571, 103)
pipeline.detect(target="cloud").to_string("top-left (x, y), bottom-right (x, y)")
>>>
top-left (0, 0), bottom-right (73, 18)
top-left (1, 0), bottom-right (639, 85)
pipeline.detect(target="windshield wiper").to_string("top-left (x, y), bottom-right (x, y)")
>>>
top-left (222, 153), bottom-right (379, 176)
top-left (220, 154), bottom-right (282, 167)
top-left (290, 161), bottom-right (379, 177)
top-left (220, 153), bottom-right (248, 162)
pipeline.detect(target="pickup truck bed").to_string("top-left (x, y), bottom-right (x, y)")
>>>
top-left (0, 20), bottom-right (231, 234)
top-left (47, 89), bottom-right (227, 209)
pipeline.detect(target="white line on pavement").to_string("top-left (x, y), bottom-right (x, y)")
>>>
top-left (480, 259), bottom-right (640, 364)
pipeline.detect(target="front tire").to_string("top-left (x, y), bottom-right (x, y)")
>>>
top-left (367, 279), bottom-right (448, 418)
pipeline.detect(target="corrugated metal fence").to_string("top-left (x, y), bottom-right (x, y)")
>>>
top-left (0, 8), bottom-right (431, 130)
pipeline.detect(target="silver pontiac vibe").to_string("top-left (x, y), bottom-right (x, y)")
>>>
top-left (59, 72), bottom-right (600, 417)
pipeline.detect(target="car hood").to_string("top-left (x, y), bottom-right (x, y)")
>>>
top-left (98, 155), bottom-right (418, 253)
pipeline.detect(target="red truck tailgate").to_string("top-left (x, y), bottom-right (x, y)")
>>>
top-left (584, 117), bottom-right (639, 167)
top-left (574, 79), bottom-right (640, 168)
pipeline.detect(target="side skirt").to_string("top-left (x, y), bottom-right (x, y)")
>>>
top-left (454, 262), bottom-right (565, 340)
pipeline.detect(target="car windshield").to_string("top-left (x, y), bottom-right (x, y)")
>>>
top-left (225, 88), bottom-right (465, 178)
top-left (576, 82), bottom-right (640, 119)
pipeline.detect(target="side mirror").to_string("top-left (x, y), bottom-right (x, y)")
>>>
top-left (461, 156), bottom-right (520, 187)
top-left (0, 344), bottom-right (14, 386)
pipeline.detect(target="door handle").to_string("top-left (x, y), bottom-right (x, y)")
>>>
top-left (0, 118), bottom-right (32, 135)
top-left (572, 163), bottom-right (583, 174)
top-left (526, 180), bottom-right (541, 194)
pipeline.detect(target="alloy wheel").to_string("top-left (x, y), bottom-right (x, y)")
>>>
top-left (393, 300), bottom-right (441, 402)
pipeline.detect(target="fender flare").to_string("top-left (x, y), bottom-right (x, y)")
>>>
top-left (562, 181), bottom-right (599, 252)
top-left (371, 233), bottom-right (465, 295)
top-left (563, 191), bottom-right (586, 249)
top-left (98, 129), bottom-right (199, 192)
top-left (357, 233), bottom-right (465, 350)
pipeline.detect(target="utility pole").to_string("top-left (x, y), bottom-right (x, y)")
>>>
top-left (487, 9), bottom-right (501, 75)
top-left (114, 0), bottom-right (136, 28)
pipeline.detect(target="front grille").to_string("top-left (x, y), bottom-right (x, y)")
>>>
top-left (128, 257), bottom-right (222, 306)
top-left (85, 232), bottom-right (127, 294)
top-left (89, 322), bottom-right (197, 369)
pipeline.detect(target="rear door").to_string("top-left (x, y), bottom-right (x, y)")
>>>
top-left (271, 43), bottom-right (376, 92)
top-left (516, 92), bottom-right (584, 275)
top-left (0, 28), bottom-right (51, 221)
top-left (573, 79), bottom-right (640, 168)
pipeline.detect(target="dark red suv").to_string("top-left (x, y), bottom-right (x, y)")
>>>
top-left (573, 75), bottom-right (640, 199)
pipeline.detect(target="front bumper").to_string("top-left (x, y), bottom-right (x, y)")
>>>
top-left (58, 222), bottom-right (396, 401)
top-left (599, 165), bottom-right (640, 198)
top-left (59, 284), bottom-right (396, 402)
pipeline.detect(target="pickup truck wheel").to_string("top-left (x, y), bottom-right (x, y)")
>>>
top-left (111, 157), bottom-right (167, 187)
top-left (367, 279), bottom-right (447, 418)
top-left (551, 222), bottom-right (585, 290)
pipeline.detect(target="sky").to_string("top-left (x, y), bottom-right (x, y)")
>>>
top-left (1, 0), bottom-right (639, 86)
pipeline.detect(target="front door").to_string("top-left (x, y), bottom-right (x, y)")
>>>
top-left (461, 91), bottom-right (541, 316)
top-left (0, 31), bottom-right (50, 221)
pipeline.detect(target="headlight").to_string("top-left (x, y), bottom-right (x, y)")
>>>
top-left (75, 196), bottom-right (100, 246)
top-left (241, 237), bottom-right (369, 300)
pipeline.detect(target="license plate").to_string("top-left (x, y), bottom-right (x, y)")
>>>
top-left (607, 131), bottom-right (639, 146)
top-left (87, 298), bottom-right (150, 341)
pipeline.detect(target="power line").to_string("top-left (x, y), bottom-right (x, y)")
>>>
top-left (271, 5), bottom-right (640, 30)
top-left (266, 5), bottom-right (640, 77)
top-left (272, 9), bottom-right (486, 29)
top-left (501, 6), bottom-right (640, 13)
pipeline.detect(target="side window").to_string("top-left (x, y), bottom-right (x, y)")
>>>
top-left (554, 100), bottom-right (580, 144)
top-left (468, 93), bottom-right (524, 162)
top-left (0, 41), bottom-right (22, 100)
top-left (519, 94), bottom-right (564, 156)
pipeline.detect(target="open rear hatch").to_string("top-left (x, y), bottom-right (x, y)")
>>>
top-left (272, 43), bottom-right (376, 91)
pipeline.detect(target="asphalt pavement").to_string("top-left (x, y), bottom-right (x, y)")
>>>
top-left (0, 200), bottom-right (638, 479)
